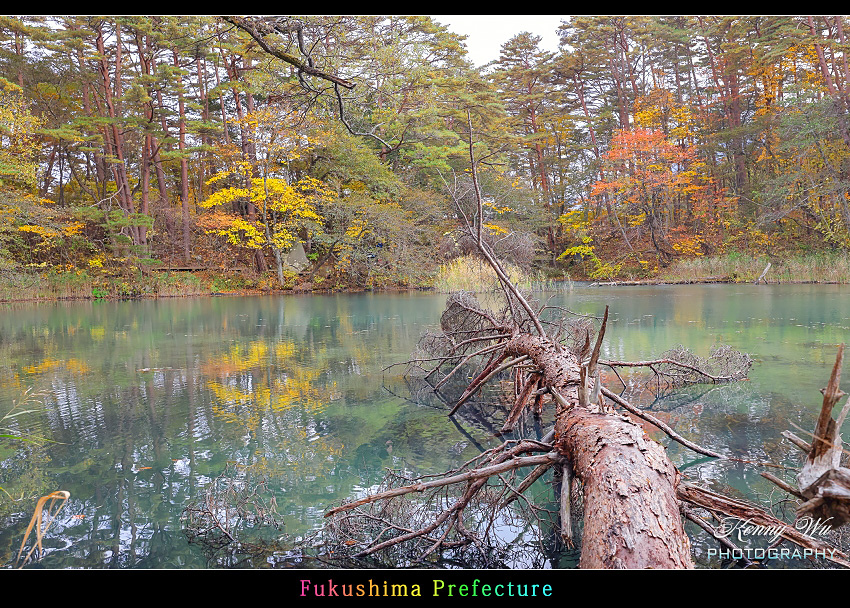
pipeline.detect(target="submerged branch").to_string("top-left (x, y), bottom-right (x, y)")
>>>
top-left (448, 355), bottom-right (529, 415)
top-left (325, 444), bottom-right (562, 518)
top-left (600, 358), bottom-right (741, 383)
top-left (434, 340), bottom-right (509, 390)
top-left (600, 386), bottom-right (723, 458)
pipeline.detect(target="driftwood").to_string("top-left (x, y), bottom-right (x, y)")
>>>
top-left (678, 482), bottom-right (850, 568)
top-left (323, 113), bottom-right (848, 569)
top-left (754, 262), bottom-right (772, 284)
top-left (763, 344), bottom-right (850, 526)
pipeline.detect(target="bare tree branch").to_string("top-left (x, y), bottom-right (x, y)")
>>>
top-left (222, 16), bottom-right (356, 89)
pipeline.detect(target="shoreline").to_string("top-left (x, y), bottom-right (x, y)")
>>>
top-left (0, 284), bottom-right (432, 304)
top-left (2, 276), bottom-right (847, 305)
top-left (586, 277), bottom-right (845, 287)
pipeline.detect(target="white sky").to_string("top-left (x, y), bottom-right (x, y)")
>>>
top-left (431, 15), bottom-right (566, 67)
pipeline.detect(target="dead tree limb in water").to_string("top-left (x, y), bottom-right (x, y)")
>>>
top-left (763, 344), bottom-right (850, 530)
top-left (755, 262), bottom-right (772, 284)
top-left (324, 113), bottom-right (843, 569)
top-left (678, 482), bottom-right (850, 568)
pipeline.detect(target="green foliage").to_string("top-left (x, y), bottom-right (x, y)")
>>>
top-left (209, 272), bottom-right (253, 293)
top-left (1, 16), bottom-right (850, 291)
top-left (559, 236), bottom-right (624, 280)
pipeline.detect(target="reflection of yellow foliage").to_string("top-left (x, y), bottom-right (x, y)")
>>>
top-left (205, 338), bottom-right (340, 480)
top-left (23, 357), bottom-right (89, 375)
top-left (65, 359), bottom-right (91, 374)
top-left (275, 342), bottom-right (295, 360)
top-left (203, 342), bottom-right (269, 375)
top-left (23, 360), bottom-right (61, 374)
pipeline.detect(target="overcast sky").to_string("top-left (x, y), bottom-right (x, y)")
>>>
top-left (431, 15), bottom-right (566, 67)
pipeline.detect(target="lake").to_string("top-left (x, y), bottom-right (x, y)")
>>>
top-left (1, 283), bottom-right (849, 568)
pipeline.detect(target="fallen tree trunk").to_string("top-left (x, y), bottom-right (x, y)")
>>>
top-left (327, 114), bottom-right (736, 569)
top-left (323, 112), bottom-right (845, 570)
top-left (502, 333), bottom-right (694, 568)
top-left (330, 315), bottom-right (702, 567)
top-left (333, 297), bottom-right (758, 567)
top-left (560, 406), bottom-right (693, 568)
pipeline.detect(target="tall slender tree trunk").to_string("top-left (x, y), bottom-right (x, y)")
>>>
top-left (225, 52), bottom-right (267, 273)
top-left (173, 49), bottom-right (192, 263)
top-left (134, 30), bottom-right (155, 248)
top-left (195, 53), bottom-right (211, 204)
top-left (95, 21), bottom-right (140, 246)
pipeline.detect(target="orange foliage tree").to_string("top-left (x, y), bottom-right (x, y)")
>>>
top-left (589, 127), bottom-right (727, 265)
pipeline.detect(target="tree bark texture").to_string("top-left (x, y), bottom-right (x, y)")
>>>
top-left (504, 333), bottom-right (694, 568)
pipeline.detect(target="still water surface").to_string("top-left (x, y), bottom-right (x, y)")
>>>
top-left (1, 284), bottom-right (849, 568)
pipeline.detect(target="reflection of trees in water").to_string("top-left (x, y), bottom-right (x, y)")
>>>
top-left (622, 378), bottom-right (795, 470)
top-left (319, 453), bottom-right (572, 569)
top-left (0, 296), bottom-right (406, 567)
top-left (335, 363), bottom-right (572, 569)
top-left (5, 292), bottom-right (804, 569)
top-left (182, 462), bottom-right (286, 568)
top-left (201, 338), bottom-right (344, 484)
top-left (395, 371), bottom-right (557, 441)
top-left (208, 334), bottom-right (576, 571)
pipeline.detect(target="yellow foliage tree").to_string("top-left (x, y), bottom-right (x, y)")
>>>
top-left (0, 78), bottom-right (42, 189)
top-left (200, 166), bottom-right (334, 282)
top-left (0, 78), bottom-right (72, 272)
top-left (199, 106), bottom-right (341, 285)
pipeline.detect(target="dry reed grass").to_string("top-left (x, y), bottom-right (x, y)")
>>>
top-left (659, 251), bottom-right (850, 284)
top-left (15, 490), bottom-right (70, 568)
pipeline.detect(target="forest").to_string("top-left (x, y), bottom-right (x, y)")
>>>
top-left (2, 15), bottom-right (850, 300)
top-left (5, 16), bottom-right (850, 571)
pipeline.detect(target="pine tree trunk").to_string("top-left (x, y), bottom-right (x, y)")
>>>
top-left (173, 49), bottom-right (192, 263)
top-left (504, 333), bottom-right (694, 569)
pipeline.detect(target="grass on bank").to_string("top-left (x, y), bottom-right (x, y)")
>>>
top-left (658, 250), bottom-right (850, 283)
top-left (7, 249), bottom-right (845, 302)
top-left (0, 266), bottom-right (209, 301)
top-left (433, 255), bottom-right (529, 293)
top-left (432, 254), bottom-right (571, 293)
